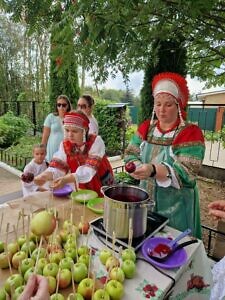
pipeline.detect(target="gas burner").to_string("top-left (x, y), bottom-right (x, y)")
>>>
top-left (90, 211), bottom-right (169, 252)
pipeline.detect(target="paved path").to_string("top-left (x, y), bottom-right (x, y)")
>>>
top-left (0, 156), bottom-right (124, 202)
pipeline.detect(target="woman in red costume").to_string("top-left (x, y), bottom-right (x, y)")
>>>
top-left (34, 111), bottom-right (114, 196)
top-left (125, 72), bottom-right (205, 238)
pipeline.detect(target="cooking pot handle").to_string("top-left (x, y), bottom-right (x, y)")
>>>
top-left (140, 202), bottom-right (155, 209)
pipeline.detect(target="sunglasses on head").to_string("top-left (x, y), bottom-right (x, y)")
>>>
top-left (77, 104), bottom-right (88, 109)
top-left (57, 103), bottom-right (67, 108)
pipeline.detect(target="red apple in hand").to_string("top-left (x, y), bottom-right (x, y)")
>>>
top-left (21, 172), bottom-right (34, 183)
top-left (125, 162), bottom-right (136, 173)
top-left (31, 210), bottom-right (56, 236)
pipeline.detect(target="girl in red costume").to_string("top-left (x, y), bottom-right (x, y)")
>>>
top-left (125, 72), bottom-right (205, 238)
top-left (34, 111), bottom-right (114, 196)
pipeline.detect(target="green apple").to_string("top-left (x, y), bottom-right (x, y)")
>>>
top-left (63, 219), bottom-right (73, 230)
top-left (59, 229), bottom-right (69, 243)
top-left (92, 289), bottom-right (110, 300)
top-left (67, 293), bottom-right (84, 300)
top-left (12, 250), bottom-right (27, 269)
top-left (109, 267), bottom-right (125, 283)
top-left (29, 232), bottom-right (40, 243)
top-left (65, 248), bottom-right (77, 262)
top-left (99, 249), bottom-right (112, 265)
top-left (78, 254), bottom-right (90, 267)
top-left (43, 263), bottom-right (59, 278)
top-left (106, 279), bottom-right (124, 300)
top-left (50, 293), bottom-right (65, 300)
top-left (46, 275), bottom-right (57, 295)
top-left (7, 242), bottom-right (19, 255)
top-left (57, 268), bottom-right (72, 289)
top-left (77, 245), bottom-right (89, 256)
top-left (72, 262), bottom-right (88, 283)
top-left (24, 266), bottom-right (42, 282)
top-left (19, 257), bottom-right (35, 275)
top-left (37, 257), bottom-right (49, 272)
top-left (121, 259), bottom-right (136, 279)
top-left (11, 285), bottom-right (25, 300)
top-left (4, 273), bottom-right (24, 295)
top-left (64, 239), bottom-right (77, 250)
top-left (59, 257), bottom-right (74, 270)
top-left (77, 278), bottom-right (94, 300)
top-left (105, 256), bottom-right (120, 272)
top-left (78, 221), bottom-right (90, 234)
top-left (31, 210), bottom-right (56, 236)
top-left (121, 248), bottom-right (136, 262)
top-left (21, 240), bottom-right (36, 254)
top-left (0, 287), bottom-right (7, 300)
top-left (31, 247), bottom-right (47, 260)
top-left (0, 251), bottom-right (12, 269)
top-left (49, 250), bottom-right (65, 264)
top-left (0, 241), bottom-right (4, 253)
top-left (17, 235), bottom-right (27, 248)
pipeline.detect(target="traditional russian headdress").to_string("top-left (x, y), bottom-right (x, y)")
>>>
top-left (64, 111), bottom-right (90, 142)
top-left (151, 72), bottom-right (189, 125)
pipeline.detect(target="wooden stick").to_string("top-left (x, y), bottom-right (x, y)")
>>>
top-left (70, 262), bottom-right (76, 294)
top-left (34, 235), bottom-right (43, 274)
top-left (21, 209), bottom-right (25, 236)
top-left (112, 231), bottom-right (116, 258)
top-left (88, 247), bottom-right (92, 279)
top-left (128, 218), bottom-right (133, 248)
top-left (0, 212), bottom-right (3, 234)
top-left (55, 267), bottom-right (61, 294)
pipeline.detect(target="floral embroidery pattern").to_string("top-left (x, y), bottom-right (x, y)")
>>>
top-left (187, 274), bottom-right (210, 291)
top-left (136, 279), bottom-right (163, 299)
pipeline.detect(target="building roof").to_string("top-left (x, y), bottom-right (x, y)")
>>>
top-left (197, 90), bottom-right (225, 99)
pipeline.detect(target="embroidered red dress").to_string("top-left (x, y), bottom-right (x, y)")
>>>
top-left (49, 135), bottom-right (114, 196)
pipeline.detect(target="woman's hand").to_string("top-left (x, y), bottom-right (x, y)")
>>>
top-left (34, 175), bottom-right (47, 186)
top-left (19, 274), bottom-right (50, 300)
top-left (52, 176), bottom-right (67, 189)
top-left (34, 172), bottom-right (53, 186)
top-left (208, 200), bottom-right (225, 220)
top-left (130, 164), bottom-right (153, 180)
top-left (52, 174), bottom-right (75, 189)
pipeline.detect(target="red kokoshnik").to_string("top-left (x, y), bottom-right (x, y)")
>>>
top-left (152, 72), bottom-right (189, 120)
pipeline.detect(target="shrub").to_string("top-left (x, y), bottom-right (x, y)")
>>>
top-left (0, 111), bottom-right (34, 148)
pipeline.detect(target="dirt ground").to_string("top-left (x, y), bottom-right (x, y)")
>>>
top-left (198, 177), bottom-right (225, 229)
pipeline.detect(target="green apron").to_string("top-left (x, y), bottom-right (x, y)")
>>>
top-left (140, 140), bottom-right (202, 239)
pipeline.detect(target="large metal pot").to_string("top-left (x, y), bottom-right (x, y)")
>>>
top-left (102, 185), bottom-right (154, 239)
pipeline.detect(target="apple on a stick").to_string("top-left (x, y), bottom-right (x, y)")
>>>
top-left (31, 210), bottom-right (56, 236)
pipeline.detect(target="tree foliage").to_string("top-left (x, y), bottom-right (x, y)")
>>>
top-left (2, 0), bottom-right (225, 89)
top-left (139, 38), bottom-right (187, 123)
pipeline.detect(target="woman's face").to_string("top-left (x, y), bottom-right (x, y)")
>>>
top-left (64, 126), bottom-right (84, 144)
top-left (154, 93), bottom-right (178, 125)
top-left (57, 98), bottom-right (69, 115)
top-left (77, 97), bottom-right (92, 116)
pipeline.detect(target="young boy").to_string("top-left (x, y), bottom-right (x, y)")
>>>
top-left (21, 144), bottom-right (49, 196)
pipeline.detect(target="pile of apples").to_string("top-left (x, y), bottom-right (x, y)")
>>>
top-left (0, 209), bottom-right (137, 300)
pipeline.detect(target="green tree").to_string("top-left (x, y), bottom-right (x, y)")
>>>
top-left (139, 38), bottom-right (187, 123)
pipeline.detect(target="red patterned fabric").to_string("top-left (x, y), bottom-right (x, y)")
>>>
top-left (63, 135), bottom-right (114, 196)
top-left (173, 124), bottom-right (205, 145)
top-left (49, 158), bottom-right (70, 173)
top-left (64, 112), bottom-right (89, 129)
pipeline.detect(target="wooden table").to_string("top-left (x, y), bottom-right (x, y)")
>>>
top-left (0, 191), bottom-right (213, 299)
